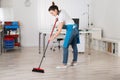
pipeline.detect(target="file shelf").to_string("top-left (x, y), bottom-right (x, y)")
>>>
top-left (92, 38), bottom-right (120, 56)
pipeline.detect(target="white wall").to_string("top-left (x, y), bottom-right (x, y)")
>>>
top-left (1, 0), bottom-right (13, 7)
top-left (2, 8), bottom-right (14, 21)
top-left (93, 0), bottom-right (120, 40)
top-left (0, 0), bottom-right (14, 21)
top-left (12, 0), bottom-right (39, 47)
top-left (2, 0), bottom-right (120, 46)
top-left (0, 8), bottom-right (4, 21)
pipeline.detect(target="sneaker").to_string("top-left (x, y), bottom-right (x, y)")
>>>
top-left (70, 61), bottom-right (77, 66)
top-left (56, 65), bottom-right (67, 69)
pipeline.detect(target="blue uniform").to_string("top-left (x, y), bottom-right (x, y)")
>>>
top-left (63, 24), bottom-right (80, 48)
top-left (62, 24), bottom-right (80, 64)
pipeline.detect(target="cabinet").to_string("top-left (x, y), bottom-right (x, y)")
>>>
top-left (77, 34), bottom-right (85, 53)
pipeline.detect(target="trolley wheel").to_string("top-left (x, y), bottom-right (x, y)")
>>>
top-left (53, 49), bottom-right (55, 51)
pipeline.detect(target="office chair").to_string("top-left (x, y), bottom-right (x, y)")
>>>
top-left (50, 34), bottom-right (64, 51)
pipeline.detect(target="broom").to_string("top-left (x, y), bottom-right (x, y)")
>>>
top-left (32, 18), bottom-right (58, 73)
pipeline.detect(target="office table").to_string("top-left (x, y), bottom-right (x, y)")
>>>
top-left (39, 29), bottom-right (93, 55)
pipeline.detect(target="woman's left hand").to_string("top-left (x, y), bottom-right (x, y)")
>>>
top-left (49, 36), bottom-right (54, 41)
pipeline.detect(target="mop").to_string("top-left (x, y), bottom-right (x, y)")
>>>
top-left (32, 18), bottom-right (58, 73)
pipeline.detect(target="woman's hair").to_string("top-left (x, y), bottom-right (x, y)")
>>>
top-left (48, 2), bottom-right (59, 11)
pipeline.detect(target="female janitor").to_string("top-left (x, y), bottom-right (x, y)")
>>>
top-left (48, 2), bottom-right (80, 69)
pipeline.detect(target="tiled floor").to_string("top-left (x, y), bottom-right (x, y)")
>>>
top-left (0, 47), bottom-right (120, 80)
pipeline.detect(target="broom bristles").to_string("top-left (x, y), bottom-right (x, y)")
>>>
top-left (32, 68), bottom-right (45, 73)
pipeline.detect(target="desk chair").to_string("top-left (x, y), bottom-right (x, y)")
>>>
top-left (57, 38), bottom-right (63, 50)
top-left (50, 34), bottom-right (64, 51)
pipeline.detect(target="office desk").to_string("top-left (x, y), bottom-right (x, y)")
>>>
top-left (39, 29), bottom-right (93, 55)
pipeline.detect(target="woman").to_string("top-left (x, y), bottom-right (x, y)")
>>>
top-left (48, 2), bottom-right (79, 69)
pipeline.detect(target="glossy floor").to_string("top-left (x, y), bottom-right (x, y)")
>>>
top-left (0, 47), bottom-right (120, 80)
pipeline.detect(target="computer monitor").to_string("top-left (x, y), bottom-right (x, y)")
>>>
top-left (72, 18), bottom-right (79, 28)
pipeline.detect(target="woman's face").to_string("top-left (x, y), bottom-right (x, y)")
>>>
top-left (49, 9), bottom-right (58, 16)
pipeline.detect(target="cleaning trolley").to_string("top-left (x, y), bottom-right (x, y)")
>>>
top-left (3, 21), bottom-right (21, 51)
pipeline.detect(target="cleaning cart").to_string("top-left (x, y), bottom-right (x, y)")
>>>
top-left (3, 21), bottom-right (21, 51)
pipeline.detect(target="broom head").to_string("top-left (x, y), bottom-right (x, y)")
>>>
top-left (32, 68), bottom-right (44, 73)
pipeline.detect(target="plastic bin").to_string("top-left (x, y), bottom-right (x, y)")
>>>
top-left (5, 35), bottom-right (19, 38)
top-left (12, 22), bottom-right (19, 26)
top-left (4, 38), bottom-right (15, 49)
top-left (4, 25), bottom-right (19, 29)
top-left (4, 22), bottom-right (12, 26)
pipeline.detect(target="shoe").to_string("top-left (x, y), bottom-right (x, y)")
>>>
top-left (70, 61), bottom-right (77, 66)
top-left (56, 65), bottom-right (67, 69)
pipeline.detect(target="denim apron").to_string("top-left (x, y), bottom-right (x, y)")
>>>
top-left (63, 24), bottom-right (80, 48)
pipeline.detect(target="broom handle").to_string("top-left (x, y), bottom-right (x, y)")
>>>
top-left (49, 18), bottom-right (58, 41)
top-left (39, 18), bottom-right (58, 68)
top-left (38, 42), bottom-right (49, 68)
